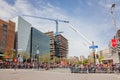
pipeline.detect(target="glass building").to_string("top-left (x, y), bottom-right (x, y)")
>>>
top-left (11, 16), bottom-right (50, 59)
top-left (11, 16), bottom-right (31, 53)
top-left (30, 27), bottom-right (50, 58)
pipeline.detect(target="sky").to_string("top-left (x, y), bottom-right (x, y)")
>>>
top-left (0, 0), bottom-right (120, 58)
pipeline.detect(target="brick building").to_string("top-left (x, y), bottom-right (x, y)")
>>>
top-left (0, 19), bottom-right (15, 60)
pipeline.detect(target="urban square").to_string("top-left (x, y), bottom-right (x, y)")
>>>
top-left (0, 0), bottom-right (120, 80)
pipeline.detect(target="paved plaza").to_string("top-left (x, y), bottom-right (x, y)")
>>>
top-left (0, 69), bottom-right (120, 80)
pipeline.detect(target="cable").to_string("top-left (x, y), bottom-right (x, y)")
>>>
top-left (68, 23), bottom-right (92, 45)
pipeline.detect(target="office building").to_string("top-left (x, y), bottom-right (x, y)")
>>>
top-left (30, 27), bottom-right (50, 58)
top-left (0, 19), bottom-right (15, 59)
top-left (11, 16), bottom-right (50, 58)
top-left (11, 16), bottom-right (31, 54)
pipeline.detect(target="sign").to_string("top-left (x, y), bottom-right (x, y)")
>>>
top-left (111, 38), bottom-right (117, 48)
top-left (18, 57), bottom-right (23, 62)
top-left (14, 57), bottom-right (18, 63)
top-left (36, 50), bottom-right (39, 54)
top-left (89, 45), bottom-right (98, 49)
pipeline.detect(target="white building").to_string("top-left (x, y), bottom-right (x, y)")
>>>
top-left (11, 16), bottom-right (31, 53)
top-left (108, 30), bottom-right (120, 63)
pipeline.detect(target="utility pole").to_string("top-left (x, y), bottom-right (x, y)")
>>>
top-left (92, 41), bottom-right (96, 65)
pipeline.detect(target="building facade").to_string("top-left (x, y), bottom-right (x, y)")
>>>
top-left (11, 16), bottom-right (50, 59)
top-left (30, 27), bottom-right (50, 58)
top-left (98, 49), bottom-right (113, 64)
top-left (11, 16), bottom-right (31, 54)
top-left (57, 34), bottom-right (68, 58)
top-left (0, 19), bottom-right (15, 59)
top-left (109, 29), bottom-right (120, 63)
top-left (79, 55), bottom-right (85, 62)
top-left (45, 31), bottom-right (68, 58)
top-left (45, 31), bottom-right (55, 58)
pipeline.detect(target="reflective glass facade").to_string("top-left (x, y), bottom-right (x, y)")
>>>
top-left (11, 16), bottom-right (50, 59)
top-left (30, 27), bottom-right (50, 58)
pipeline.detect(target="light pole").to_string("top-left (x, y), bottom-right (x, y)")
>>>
top-left (111, 3), bottom-right (117, 33)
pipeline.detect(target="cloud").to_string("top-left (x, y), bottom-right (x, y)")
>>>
top-left (0, 0), bottom-right (116, 58)
top-left (0, 0), bottom-right (16, 20)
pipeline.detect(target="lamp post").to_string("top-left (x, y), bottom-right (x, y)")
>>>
top-left (111, 3), bottom-right (117, 34)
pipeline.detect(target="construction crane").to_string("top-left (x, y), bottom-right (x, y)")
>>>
top-left (69, 23), bottom-right (92, 45)
top-left (22, 15), bottom-right (69, 57)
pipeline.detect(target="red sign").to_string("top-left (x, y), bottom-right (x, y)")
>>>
top-left (111, 38), bottom-right (117, 47)
top-left (14, 58), bottom-right (18, 63)
top-left (60, 61), bottom-right (67, 66)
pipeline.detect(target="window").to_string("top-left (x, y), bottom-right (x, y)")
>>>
top-left (2, 24), bottom-right (7, 30)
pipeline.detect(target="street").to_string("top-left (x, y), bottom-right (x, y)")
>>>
top-left (0, 69), bottom-right (120, 80)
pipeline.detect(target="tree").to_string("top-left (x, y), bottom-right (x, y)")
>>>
top-left (88, 57), bottom-right (94, 64)
top-left (3, 48), bottom-right (16, 61)
top-left (20, 51), bottom-right (30, 60)
top-left (82, 59), bottom-right (88, 65)
top-left (98, 55), bottom-right (104, 63)
top-left (39, 53), bottom-right (51, 63)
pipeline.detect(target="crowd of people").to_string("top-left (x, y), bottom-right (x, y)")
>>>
top-left (70, 63), bottom-right (120, 73)
top-left (0, 61), bottom-right (63, 70)
top-left (0, 60), bottom-right (120, 74)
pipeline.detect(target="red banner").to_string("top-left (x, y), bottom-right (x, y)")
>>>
top-left (111, 38), bottom-right (117, 47)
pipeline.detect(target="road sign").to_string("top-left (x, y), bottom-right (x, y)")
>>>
top-left (89, 45), bottom-right (98, 49)
top-left (36, 50), bottom-right (39, 54)
top-left (18, 57), bottom-right (23, 62)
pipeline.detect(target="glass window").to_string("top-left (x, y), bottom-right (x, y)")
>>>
top-left (2, 24), bottom-right (7, 30)
top-left (31, 28), bottom-right (50, 58)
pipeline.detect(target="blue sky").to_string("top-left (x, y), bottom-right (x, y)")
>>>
top-left (1, 0), bottom-right (120, 58)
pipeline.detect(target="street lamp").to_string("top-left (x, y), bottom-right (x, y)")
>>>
top-left (111, 3), bottom-right (117, 35)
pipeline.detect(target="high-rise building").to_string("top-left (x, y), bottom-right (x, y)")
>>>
top-left (30, 27), bottom-right (50, 58)
top-left (0, 19), bottom-right (15, 59)
top-left (11, 16), bottom-right (31, 53)
top-left (45, 31), bottom-right (68, 58)
top-left (45, 31), bottom-right (55, 58)
top-left (11, 16), bottom-right (50, 59)
top-left (57, 34), bottom-right (68, 58)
